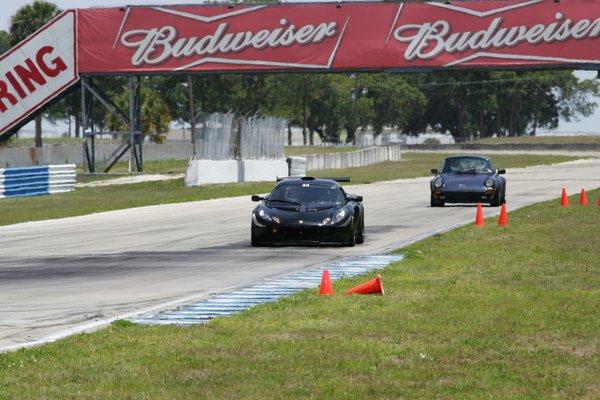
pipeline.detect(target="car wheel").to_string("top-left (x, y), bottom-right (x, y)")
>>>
top-left (490, 191), bottom-right (501, 207)
top-left (431, 194), bottom-right (444, 207)
top-left (251, 225), bottom-right (262, 247)
top-left (347, 220), bottom-right (356, 247)
top-left (356, 215), bottom-right (365, 245)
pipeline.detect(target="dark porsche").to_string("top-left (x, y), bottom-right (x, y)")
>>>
top-left (250, 177), bottom-right (365, 246)
top-left (430, 155), bottom-right (507, 207)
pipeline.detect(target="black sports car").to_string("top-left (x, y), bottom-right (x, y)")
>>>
top-left (250, 177), bottom-right (365, 246)
top-left (430, 155), bottom-right (507, 207)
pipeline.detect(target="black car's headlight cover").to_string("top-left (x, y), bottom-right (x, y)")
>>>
top-left (433, 177), bottom-right (443, 188)
top-left (253, 207), bottom-right (279, 226)
top-left (485, 178), bottom-right (495, 188)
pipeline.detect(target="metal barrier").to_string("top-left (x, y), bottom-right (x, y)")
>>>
top-left (304, 145), bottom-right (402, 171)
top-left (0, 164), bottom-right (76, 199)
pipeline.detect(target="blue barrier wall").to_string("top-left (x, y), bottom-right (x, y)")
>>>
top-left (0, 165), bottom-right (76, 199)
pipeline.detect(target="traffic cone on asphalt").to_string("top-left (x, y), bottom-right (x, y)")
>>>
top-left (580, 189), bottom-right (588, 206)
top-left (498, 203), bottom-right (508, 227)
top-left (345, 275), bottom-right (384, 295)
top-left (318, 269), bottom-right (334, 296)
top-left (475, 203), bottom-right (485, 227)
top-left (561, 188), bottom-right (570, 207)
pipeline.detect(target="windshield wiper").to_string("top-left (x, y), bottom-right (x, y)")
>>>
top-left (268, 199), bottom-right (302, 206)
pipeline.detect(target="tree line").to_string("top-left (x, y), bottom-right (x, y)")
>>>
top-left (1, 1), bottom-right (599, 147)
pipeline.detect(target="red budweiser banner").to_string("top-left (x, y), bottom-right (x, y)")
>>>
top-left (75, 1), bottom-right (600, 73)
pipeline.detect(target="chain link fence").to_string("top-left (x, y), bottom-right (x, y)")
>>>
top-left (194, 112), bottom-right (235, 160)
top-left (193, 113), bottom-right (286, 160)
top-left (196, 113), bottom-right (287, 160)
top-left (240, 116), bottom-right (286, 160)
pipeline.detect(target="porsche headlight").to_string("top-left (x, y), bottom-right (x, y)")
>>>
top-left (485, 178), bottom-right (495, 188)
top-left (332, 208), bottom-right (348, 224)
top-left (433, 177), bottom-right (443, 188)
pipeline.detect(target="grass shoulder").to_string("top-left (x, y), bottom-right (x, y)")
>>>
top-left (1, 190), bottom-right (598, 398)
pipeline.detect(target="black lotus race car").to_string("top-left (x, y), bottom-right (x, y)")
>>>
top-left (250, 177), bottom-right (365, 246)
top-left (430, 155), bottom-right (507, 207)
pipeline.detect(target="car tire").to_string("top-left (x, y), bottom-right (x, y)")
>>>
top-left (490, 191), bottom-right (501, 207)
top-left (431, 194), bottom-right (444, 207)
top-left (251, 225), bottom-right (262, 247)
top-left (347, 220), bottom-right (356, 247)
top-left (356, 215), bottom-right (365, 245)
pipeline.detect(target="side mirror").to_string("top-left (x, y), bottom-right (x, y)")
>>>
top-left (431, 169), bottom-right (439, 175)
top-left (497, 169), bottom-right (506, 175)
top-left (251, 195), bottom-right (264, 202)
top-left (347, 195), bottom-right (363, 203)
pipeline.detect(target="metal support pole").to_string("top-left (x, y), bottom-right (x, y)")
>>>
top-left (188, 75), bottom-right (196, 156)
top-left (128, 76), bottom-right (136, 174)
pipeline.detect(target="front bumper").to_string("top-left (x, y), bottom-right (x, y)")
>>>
top-left (432, 189), bottom-right (496, 203)
top-left (252, 223), bottom-right (352, 245)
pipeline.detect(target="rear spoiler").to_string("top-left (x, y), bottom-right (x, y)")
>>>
top-left (277, 176), bottom-right (351, 183)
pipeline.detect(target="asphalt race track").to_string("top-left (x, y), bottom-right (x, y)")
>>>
top-left (1, 159), bottom-right (599, 350)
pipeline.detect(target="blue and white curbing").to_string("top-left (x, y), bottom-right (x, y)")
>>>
top-left (0, 164), bottom-right (76, 199)
top-left (132, 254), bottom-right (404, 326)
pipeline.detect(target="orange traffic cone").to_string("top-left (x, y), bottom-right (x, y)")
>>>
top-left (345, 275), bottom-right (384, 295)
top-left (318, 269), bottom-right (334, 296)
top-left (580, 189), bottom-right (588, 206)
top-left (498, 203), bottom-right (508, 227)
top-left (561, 188), bottom-right (570, 207)
top-left (475, 203), bottom-right (485, 227)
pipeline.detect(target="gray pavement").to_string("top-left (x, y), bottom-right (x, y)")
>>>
top-left (1, 159), bottom-right (599, 350)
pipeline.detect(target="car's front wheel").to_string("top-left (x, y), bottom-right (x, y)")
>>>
top-left (251, 225), bottom-right (262, 247)
top-left (490, 191), bottom-right (501, 207)
top-left (431, 194), bottom-right (444, 207)
top-left (346, 219), bottom-right (356, 247)
top-left (356, 215), bottom-right (365, 245)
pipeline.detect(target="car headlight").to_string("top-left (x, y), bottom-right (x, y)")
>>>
top-left (256, 208), bottom-right (272, 222)
top-left (433, 177), bottom-right (443, 188)
top-left (485, 178), bottom-right (495, 187)
top-left (332, 208), bottom-right (348, 224)
top-left (321, 217), bottom-right (332, 226)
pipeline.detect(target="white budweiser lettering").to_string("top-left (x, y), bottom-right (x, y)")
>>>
top-left (121, 18), bottom-right (338, 66)
top-left (394, 14), bottom-right (600, 61)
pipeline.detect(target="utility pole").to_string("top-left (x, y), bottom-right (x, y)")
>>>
top-left (188, 75), bottom-right (196, 156)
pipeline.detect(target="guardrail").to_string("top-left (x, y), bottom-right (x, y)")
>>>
top-left (0, 164), bottom-right (76, 199)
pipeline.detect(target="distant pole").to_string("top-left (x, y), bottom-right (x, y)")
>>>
top-left (129, 76), bottom-right (135, 173)
top-left (188, 75), bottom-right (196, 156)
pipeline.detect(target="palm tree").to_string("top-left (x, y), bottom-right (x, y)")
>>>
top-left (9, 1), bottom-right (61, 148)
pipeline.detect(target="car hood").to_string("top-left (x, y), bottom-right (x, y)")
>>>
top-left (438, 173), bottom-right (494, 191)
top-left (264, 204), bottom-right (342, 226)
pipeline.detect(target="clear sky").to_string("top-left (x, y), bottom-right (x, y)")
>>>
top-left (2, 0), bottom-right (599, 134)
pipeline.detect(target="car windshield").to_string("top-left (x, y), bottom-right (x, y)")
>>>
top-left (269, 183), bottom-right (345, 206)
top-left (441, 157), bottom-right (494, 173)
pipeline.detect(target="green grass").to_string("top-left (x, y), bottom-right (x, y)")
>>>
top-left (2, 137), bottom-right (118, 148)
top-left (313, 152), bottom-right (580, 184)
top-left (79, 159), bottom-right (190, 176)
top-left (0, 153), bottom-right (581, 227)
top-left (1, 190), bottom-right (598, 399)
top-left (285, 146), bottom-right (359, 156)
top-left (473, 135), bottom-right (600, 145)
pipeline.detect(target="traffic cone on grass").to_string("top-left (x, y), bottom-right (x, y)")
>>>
top-left (580, 189), bottom-right (588, 206)
top-left (345, 275), bottom-right (384, 295)
top-left (498, 203), bottom-right (508, 227)
top-left (318, 269), bottom-right (334, 296)
top-left (597, 196), bottom-right (600, 207)
top-left (561, 188), bottom-right (570, 207)
top-left (475, 203), bottom-right (485, 227)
